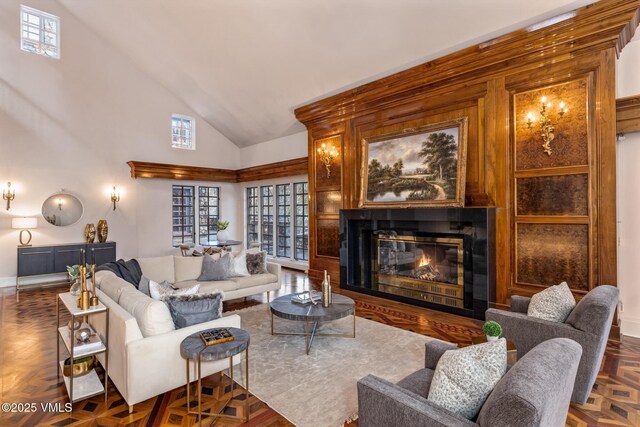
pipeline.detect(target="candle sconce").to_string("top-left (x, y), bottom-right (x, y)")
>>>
top-left (3, 182), bottom-right (15, 210)
top-left (526, 96), bottom-right (569, 156)
top-left (316, 143), bottom-right (338, 178)
top-left (111, 186), bottom-right (120, 211)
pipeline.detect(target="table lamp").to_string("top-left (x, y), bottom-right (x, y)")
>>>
top-left (12, 217), bottom-right (38, 247)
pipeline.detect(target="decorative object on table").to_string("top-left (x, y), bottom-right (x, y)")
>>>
top-left (67, 263), bottom-right (90, 296)
top-left (11, 217), bottom-right (37, 247)
top-left (84, 223), bottom-right (96, 243)
top-left (317, 142), bottom-right (339, 178)
top-left (359, 117), bottom-right (468, 208)
top-left (67, 319), bottom-right (81, 331)
top-left (97, 219), bottom-right (108, 242)
top-left (291, 290), bottom-right (321, 305)
top-left (78, 265), bottom-right (91, 310)
top-left (62, 355), bottom-right (95, 377)
top-left (201, 328), bottom-right (234, 346)
top-left (90, 264), bottom-right (99, 306)
top-left (482, 320), bottom-right (502, 342)
top-left (74, 327), bottom-right (92, 342)
top-left (110, 186), bottom-right (120, 210)
top-left (3, 181), bottom-right (15, 210)
top-left (322, 270), bottom-right (331, 307)
top-left (525, 96), bottom-right (569, 155)
top-left (216, 219), bottom-right (230, 242)
top-left (72, 326), bottom-right (103, 352)
top-left (41, 192), bottom-right (84, 227)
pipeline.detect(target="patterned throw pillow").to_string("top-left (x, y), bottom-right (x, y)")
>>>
top-left (527, 281), bottom-right (576, 323)
top-left (246, 251), bottom-right (267, 275)
top-left (198, 253), bottom-right (233, 281)
top-left (427, 338), bottom-right (507, 419)
top-left (149, 280), bottom-right (199, 300)
top-left (163, 291), bottom-right (224, 328)
top-left (231, 251), bottom-right (251, 277)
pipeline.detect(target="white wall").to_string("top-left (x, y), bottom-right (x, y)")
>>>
top-left (239, 132), bottom-right (308, 168)
top-left (0, 0), bottom-right (241, 283)
top-left (616, 33), bottom-right (640, 337)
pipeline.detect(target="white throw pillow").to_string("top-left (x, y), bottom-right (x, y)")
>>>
top-left (427, 338), bottom-right (507, 420)
top-left (231, 251), bottom-right (251, 277)
top-left (527, 281), bottom-right (576, 323)
top-left (149, 279), bottom-right (199, 300)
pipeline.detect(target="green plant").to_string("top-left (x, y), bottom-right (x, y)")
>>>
top-left (482, 320), bottom-right (502, 337)
top-left (66, 264), bottom-right (90, 279)
top-left (216, 220), bottom-right (230, 230)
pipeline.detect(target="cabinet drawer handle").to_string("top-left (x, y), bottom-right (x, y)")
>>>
top-left (24, 251), bottom-right (51, 255)
top-left (58, 249), bottom-right (82, 253)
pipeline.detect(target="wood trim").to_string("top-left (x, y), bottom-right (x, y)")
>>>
top-left (236, 157), bottom-right (308, 182)
top-left (617, 95), bottom-right (640, 133)
top-left (295, 0), bottom-right (640, 125)
top-left (127, 157), bottom-right (308, 183)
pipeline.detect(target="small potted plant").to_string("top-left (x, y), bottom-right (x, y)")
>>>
top-left (216, 220), bottom-right (230, 242)
top-left (67, 264), bottom-right (90, 296)
top-left (482, 320), bottom-right (502, 342)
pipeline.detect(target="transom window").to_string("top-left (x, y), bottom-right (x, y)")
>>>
top-left (198, 186), bottom-right (220, 245)
top-left (171, 114), bottom-right (195, 150)
top-left (21, 5), bottom-right (59, 59)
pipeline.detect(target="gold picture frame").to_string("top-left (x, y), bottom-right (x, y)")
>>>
top-left (359, 117), bottom-right (468, 208)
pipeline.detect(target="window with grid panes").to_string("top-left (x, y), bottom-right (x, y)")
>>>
top-left (294, 182), bottom-right (309, 261)
top-left (172, 185), bottom-right (195, 246)
top-left (246, 187), bottom-right (259, 246)
top-left (276, 184), bottom-right (291, 258)
top-left (20, 5), bottom-right (59, 58)
top-left (260, 186), bottom-right (274, 255)
top-left (198, 186), bottom-right (220, 245)
top-left (171, 114), bottom-right (195, 149)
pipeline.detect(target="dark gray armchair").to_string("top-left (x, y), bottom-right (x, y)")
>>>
top-left (485, 285), bottom-right (619, 404)
top-left (357, 338), bottom-right (581, 427)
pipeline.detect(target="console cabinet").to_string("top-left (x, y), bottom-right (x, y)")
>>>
top-left (17, 242), bottom-right (116, 289)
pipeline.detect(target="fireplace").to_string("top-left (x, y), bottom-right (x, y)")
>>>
top-left (340, 208), bottom-right (494, 319)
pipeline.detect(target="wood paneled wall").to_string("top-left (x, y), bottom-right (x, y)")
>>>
top-left (295, 0), bottom-right (640, 304)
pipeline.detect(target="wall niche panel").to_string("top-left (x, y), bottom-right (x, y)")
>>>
top-left (514, 79), bottom-right (589, 171)
top-left (516, 223), bottom-right (589, 291)
top-left (516, 174), bottom-right (589, 216)
top-left (316, 219), bottom-right (340, 258)
top-left (316, 191), bottom-right (341, 215)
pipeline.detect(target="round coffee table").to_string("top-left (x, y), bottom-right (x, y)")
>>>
top-left (180, 327), bottom-right (250, 424)
top-left (270, 293), bottom-right (356, 354)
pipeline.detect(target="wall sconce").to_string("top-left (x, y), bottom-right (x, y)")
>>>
top-left (3, 182), bottom-right (15, 210)
top-left (12, 217), bottom-right (37, 247)
top-left (316, 143), bottom-right (338, 177)
top-left (111, 186), bottom-right (120, 210)
top-left (526, 96), bottom-right (569, 156)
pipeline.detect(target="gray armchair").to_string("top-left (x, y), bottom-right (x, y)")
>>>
top-left (485, 285), bottom-right (619, 404)
top-left (357, 338), bottom-right (581, 427)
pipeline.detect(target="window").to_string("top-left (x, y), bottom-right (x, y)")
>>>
top-left (294, 182), bottom-right (309, 261)
top-left (21, 5), bottom-right (60, 59)
top-left (276, 184), bottom-right (291, 258)
top-left (172, 185), bottom-right (195, 246)
top-left (198, 186), bottom-right (219, 245)
top-left (171, 114), bottom-right (195, 149)
top-left (246, 187), bottom-right (259, 245)
top-left (260, 186), bottom-right (274, 255)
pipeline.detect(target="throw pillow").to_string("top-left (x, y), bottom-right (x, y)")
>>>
top-left (231, 251), bottom-right (251, 277)
top-left (246, 251), bottom-right (267, 275)
top-left (527, 281), bottom-right (576, 323)
top-left (163, 291), bottom-right (224, 328)
top-left (138, 275), bottom-right (151, 297)
top-left (198, 253), bottom-right (233, 281)
top-left (149, 280), bottom-right (199, 300)
top-left (427, 338), bottom-right (507, 420)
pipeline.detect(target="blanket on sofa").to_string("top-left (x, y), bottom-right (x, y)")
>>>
top-left (96, 258), bottom-right (143, 287)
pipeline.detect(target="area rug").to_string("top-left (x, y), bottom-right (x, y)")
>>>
top-left (226, 304), bottom-right (432, 427)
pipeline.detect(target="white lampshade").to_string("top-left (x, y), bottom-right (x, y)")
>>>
top-left (12, 217), bottom-right (38, 229)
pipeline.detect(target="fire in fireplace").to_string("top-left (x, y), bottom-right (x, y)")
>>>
top-left (374, 233), bottom-right (464, 307)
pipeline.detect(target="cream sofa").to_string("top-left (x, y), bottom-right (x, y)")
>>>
top-left (91, 255), bottom-right (281, 411)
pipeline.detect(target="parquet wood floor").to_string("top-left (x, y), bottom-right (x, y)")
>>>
top-left (1, 268), bottom-right (639, 426)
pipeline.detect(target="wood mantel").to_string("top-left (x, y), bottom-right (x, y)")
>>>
top-left (617, 95), bottom-right (640, 133)
top-left (127, 157), bottom-right (308, 183)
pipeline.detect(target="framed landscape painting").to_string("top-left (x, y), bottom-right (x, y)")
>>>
top-left (359, 117), bottom-right (468, 208)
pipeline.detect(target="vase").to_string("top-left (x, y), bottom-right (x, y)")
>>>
top-left (217, 229), bottom-right (229, 242)
top-left (97, 219), bottom-right (108, 243)
top-left (486, 335), bottom-right (499, 342)
top-left (70, 278), bottom-right (81, 296)
top-left (84, 223), bottom-right (96, 243)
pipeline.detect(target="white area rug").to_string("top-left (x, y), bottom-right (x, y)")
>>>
top-left (227, 304), bottom-right (432, 427)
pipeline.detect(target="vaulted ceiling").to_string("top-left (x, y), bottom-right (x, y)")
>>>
top-left (59, 0), bottom-right (596, 147)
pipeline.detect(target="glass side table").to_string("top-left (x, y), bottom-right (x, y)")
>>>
top-left (56, 292), bottom-right (109, 404)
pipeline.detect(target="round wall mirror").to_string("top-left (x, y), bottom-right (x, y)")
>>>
top-left (41, 193), bottom-right (84, 227)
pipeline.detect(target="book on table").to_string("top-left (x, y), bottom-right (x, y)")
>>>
top-left (291, 291), bottom-right (322, 304)
top-left (72, 325), bottom-right (103, 355)
top-left (201, 328), bottom-right (235, 346)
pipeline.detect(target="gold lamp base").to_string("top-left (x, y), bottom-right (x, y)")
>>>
top-left (18, 229), bottom-right (32, 247)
